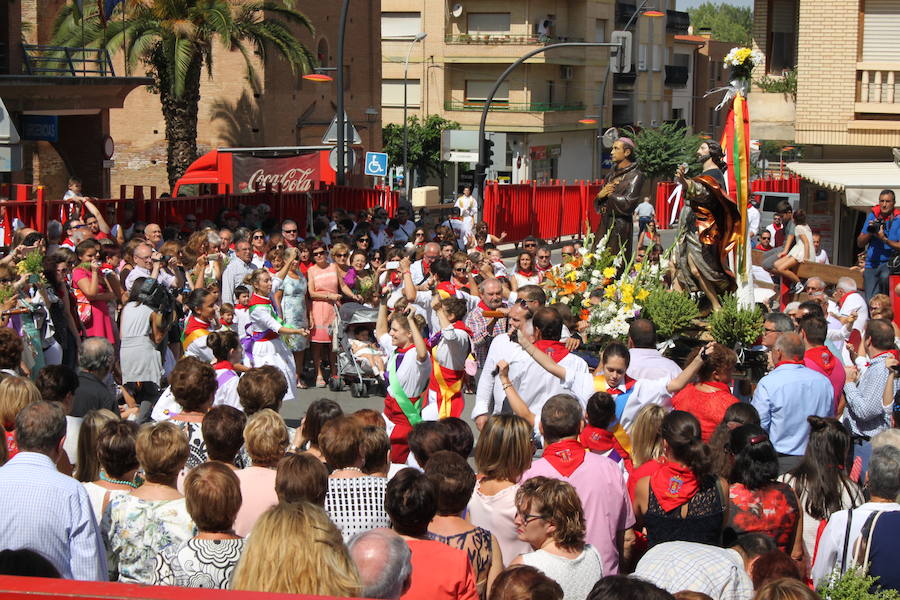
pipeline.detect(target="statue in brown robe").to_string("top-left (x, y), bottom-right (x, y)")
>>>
top-left (594, 138), bottom-right (645, 260)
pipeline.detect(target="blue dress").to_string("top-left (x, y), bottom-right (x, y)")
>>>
top-left (281, 273), bottom-right (309, 352)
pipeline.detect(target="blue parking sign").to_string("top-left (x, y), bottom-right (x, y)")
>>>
top-left (365, 152), bottom-right (388, 177)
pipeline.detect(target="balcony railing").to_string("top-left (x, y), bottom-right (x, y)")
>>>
top-left (22, 45), bottom-right (116, 77)
top-left (666, 10), bottom-right (691, 34)
top-left (856, 63), bottom-right (900, 114)
top-left (444, 34), bottom-right (585, 45)
top-left (445, 100), bottom-right (585, 112)
top-left (665, 65), bottom-right (689, 87)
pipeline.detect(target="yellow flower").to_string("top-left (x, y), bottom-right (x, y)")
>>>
top-left (567, 271), bottom-right (577, 281)
top-left (621, 283), bottom-right (634, 296)
top-left (634, 262), bottom-right (643, 272)
top-left (582, 298), bottom-right (592, 308)
top-left (636, 289), bottom-right (650, 301)
top-left (622, 294), bottom-right (634, 305)
top-left (602, 267), bottom-right (616, 279)
top-left (604, 285), bottom-right (617, 299)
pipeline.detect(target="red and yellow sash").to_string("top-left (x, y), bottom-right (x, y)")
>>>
top-left (593, 375), bottom-right (635, 456)
top-left (428, 321), bottom-right (472, 419)
top-left (182, 315), bottom-right (211, 352)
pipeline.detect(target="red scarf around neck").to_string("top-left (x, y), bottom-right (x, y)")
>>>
top-left (436, 281), bottom-right (458, 298)
top-left (248, 293), bottom-right (271, 308)
top-left (650, 460), bottom-right (699, 513)
top-left (184, 315), bottom-right (210, 337)
top-left (450, 320), bottom-right (473, 337)
top-left (774, 360), bottom-right (804, 368)
top-left (838, 291), bottom-right (860, 310)
top-left (535, 340), bottom-right (569, 363)
top-left (542, 439), bottom-right (586, 477)
top-left (579, 425), bottom-right (630, 460)
top-left (804, 346), bottom-right (837, 375)
top-left (517, 269), bottom-right (535, 278)
top-left (213, 360), bottom-right (235, 372)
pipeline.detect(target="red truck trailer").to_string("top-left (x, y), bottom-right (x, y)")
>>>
top-left (172, 146), bottom-right (336, 196)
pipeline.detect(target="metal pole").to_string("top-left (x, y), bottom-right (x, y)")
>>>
top-left (402, 39), bottom-right (416, 204)
top-left (474, 41), bottom-right (622, 221)
top-left (336, 0), bottom-right (350, 186)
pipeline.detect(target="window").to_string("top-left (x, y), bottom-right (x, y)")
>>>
top-left (594, 19), bottom-right (608, 43)
top-left (381, 12), bottom-right (422, 39)
top-left (652, 45), bottom-right (662, 72)
top-left (638, 45), bottom-right (648, 71)
top-left (672, 107), bottom-right (684, 121)
top-left (382, 79), bottom-right (421, 108)
top-left (465, 80), bottom-right (510, 107)
top-left (767, 0), bottom-right (797, 74)
top-left (547, 80), bottom-right (555, 105)
top-left (708, 60), bottom-right (719, 88)
top-left (467, 13), bottom-right (511, 33)
top-left (863, 0), bottom-right (900, 61)
top-left (672, 53), bottom-right (690, 68)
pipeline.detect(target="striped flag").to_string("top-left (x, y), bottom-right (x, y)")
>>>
top-left (720, 92), bottom-right (751, 277)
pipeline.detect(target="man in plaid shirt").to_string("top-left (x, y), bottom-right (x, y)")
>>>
top-left (464, 278), bottom-right (506, 371)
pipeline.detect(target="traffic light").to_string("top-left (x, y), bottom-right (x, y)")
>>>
top-left (479, 136), bottom-right (495, 171)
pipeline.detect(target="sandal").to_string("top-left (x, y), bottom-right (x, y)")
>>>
top-left (297, 380), bottom-right (309, 389)
top-left (316, 375), bottom-right (326, 387)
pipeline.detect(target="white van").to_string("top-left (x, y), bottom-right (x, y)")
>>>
top-left (753, 191), bottom-right (800, 236)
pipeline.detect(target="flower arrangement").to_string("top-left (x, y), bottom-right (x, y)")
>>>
top-left (708, 294), bottom-right (763, 349)
top-left (641, 289), bottom-right (699, 340)
top-left (16, 250), bottom-right (46, 285)
top-left (543, 225), bottom-right (664, 343)
top-left (724, 47), bottom-right (764, 82)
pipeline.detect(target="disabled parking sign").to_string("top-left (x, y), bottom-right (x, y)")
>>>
top-left (365, 152), bottom-right (389, 177)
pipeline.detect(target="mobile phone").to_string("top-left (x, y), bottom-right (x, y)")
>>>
top-left (385, 261), bottom-right (400, 270)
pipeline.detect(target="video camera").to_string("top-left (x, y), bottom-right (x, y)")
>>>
top-left (136, 278), bottom-right (175, 314)
top-left (867, 218), bottom-right (885, 234)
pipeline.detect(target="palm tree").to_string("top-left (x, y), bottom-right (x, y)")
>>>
top-left (52, 0), bottom-right (316, 189)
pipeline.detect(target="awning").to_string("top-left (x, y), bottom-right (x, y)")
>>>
top-left (786, 161), bottom-right (900, 208)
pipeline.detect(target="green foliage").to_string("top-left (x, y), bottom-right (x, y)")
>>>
top-left (687, 2), bottom-right (753, 46)
top-left (708, 294), bottom-right (763, 349)
top-left (641, 290), bottom-right (700, 340)
top-left (382, 115), bottom-right (460, 178)
top-left (0, 285), bottom-right (15, 305)
top-left (817, 566), bottom-right (900, 600)
top-left (632, 121), bottom-right (702, 181)
top-left (18, 250), bottom-right (45, 276)
top-left (756, 69), bottom-right (798, 99)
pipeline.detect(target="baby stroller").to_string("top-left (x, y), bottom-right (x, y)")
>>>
top-left (332, 303), bottom-right (382, 398)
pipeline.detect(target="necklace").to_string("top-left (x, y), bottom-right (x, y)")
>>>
top-left (100, 471), bottom-right (138, 489)
top-left (336, 467), bottom-right (363, 473)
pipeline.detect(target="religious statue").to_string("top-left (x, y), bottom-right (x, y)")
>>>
top-left (670, 140), bottom-right (742, 310)
top-left (594, 138), bottom-right (645, 259)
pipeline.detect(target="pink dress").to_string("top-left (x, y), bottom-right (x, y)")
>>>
top-left (72, 267), bottom-right (115, 343)
top-left (308, 263), bottom-right (340, 344)
top-left (233, 466), bottom-right (278, 537)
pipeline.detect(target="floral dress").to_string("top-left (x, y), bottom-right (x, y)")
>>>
top-left (280, 273), bottom-right (309, 352)
top-left (428, 526), bottom-right (495, 599)
top-left (727, 481), bottom-right (800, 553)
top-left (102, 494), bottom-right (196, 584)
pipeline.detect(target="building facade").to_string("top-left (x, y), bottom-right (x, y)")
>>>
top-left (750, 0), bottom-right (900, 265)
top-left (381, 0), bottom-right (690, 188)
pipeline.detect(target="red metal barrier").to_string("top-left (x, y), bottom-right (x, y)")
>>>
top-left (484, 180), bottom-right (603, 242)
top-left (655, 181), bottom-right (677, 229)
top-left (0, 184), bottom-right (44, 245)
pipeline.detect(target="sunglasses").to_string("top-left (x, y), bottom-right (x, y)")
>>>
top-left (524, 243), bottom-right (537, 247)
top-left (515, 298), bottom-right (529, 308)
top-left (454, 267), bottom-right (467, 272)
top-left (253, 235), bottom-right (265, 240)
top-left (415, 232), bottom-right (425, 236)
top-left (283, 229), bottom-right (298, 234)
top-left (275, 244), bottom-right (286, 249)
top-left (312, 251), bottom-right (326, 256)
top-left (334, 252), bottom-right (349, 258)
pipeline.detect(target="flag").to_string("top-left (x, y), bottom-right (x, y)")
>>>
top-left (720, 92), bottom-right (751, 277)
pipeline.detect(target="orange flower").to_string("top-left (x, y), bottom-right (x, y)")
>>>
top-left (569, 257), bottom-right (583, 268)
top-left (580, 309), bottom-right (590, 321)
top-left (576, 281), bottom-right (587, 293)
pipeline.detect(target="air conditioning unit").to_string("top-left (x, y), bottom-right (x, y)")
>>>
top-left (560, 66), bottom-right (574, 80)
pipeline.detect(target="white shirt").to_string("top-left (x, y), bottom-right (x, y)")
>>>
top-left (635, 542), bottom-right (753, 600)
top-left (626, 348), bottom-right (682, 381)
top-left (378, 333), bottom-right (431, 406)
top-left (422, 324), bottom-right (472, 420)
top-left (394, 219), bottom-right (416, 243)
top-left (563, 371), bottom-right (673, 432)
top-left (409, 260), bottom-right (429, 286)
top-left (411, 290), bottom-right (479, 335)
top-left (125, 265), bottom-right (176, 291)
top-left (816, 249), bottom-right (830, 264)
top-left (838, 291), bottom-right (868, 339)
top-left (235, 307), bottom-right (251, 339)
top-left (185, 333), bottom-right (213, 363)
top-left (747, 205), bottom-right (761, 236)
top-left (635, 202), bottom-right (655, 218)
top-left (811, 501), bottom-right (900, 584)
top-left (213, 366), bottom-right (242, 411)
top-left (442, 218), bottom-right (471, 250)
top-left (472, 333), bottom-right (529, 419)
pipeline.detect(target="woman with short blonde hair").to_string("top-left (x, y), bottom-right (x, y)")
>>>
top-left (0, 376), bottom-right (42, 459)
top-left (103, 422), bottom-right (195, 584)
top-left (468, 414), bottom-right (535, 567)
top-left (233, 409), bottom-right (288, 537)
top-left (231, 502), bottom-right (361, 597)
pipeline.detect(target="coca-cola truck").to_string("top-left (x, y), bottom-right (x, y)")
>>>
top-left (172, 146), bottom-right (336, 196)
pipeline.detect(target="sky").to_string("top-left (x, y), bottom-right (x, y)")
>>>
top-left (676, 0), bottom-right (753, 9)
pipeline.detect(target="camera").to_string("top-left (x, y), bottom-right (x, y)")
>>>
top-left (868, 218), bottom-right (885, 234)
top-left (136, 278), bottom-right (175, 313)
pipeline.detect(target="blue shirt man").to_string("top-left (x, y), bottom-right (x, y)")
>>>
top-left (752, 333), bottom-right (833, 474)
top-left (857, 190), bottom-right (900, 299)
top-left (0, 402), bottom-right (107, 580)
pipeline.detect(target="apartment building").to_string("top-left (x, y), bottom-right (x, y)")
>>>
top-left (750, 0), bottom-right (900, 265)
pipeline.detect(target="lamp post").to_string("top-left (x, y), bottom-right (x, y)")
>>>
top-left (335, 0), bottom-right (350, 186)
top-left (402, 32), bottom-right (427, 202)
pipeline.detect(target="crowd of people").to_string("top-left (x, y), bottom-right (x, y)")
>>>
top-left (1, 180), bottom-right (900, 600)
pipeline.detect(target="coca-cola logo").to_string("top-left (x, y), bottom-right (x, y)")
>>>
top-left (246, 167), bottom-right (315, 193)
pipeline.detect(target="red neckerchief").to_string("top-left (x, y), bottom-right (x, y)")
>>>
top-left (477, 300), bottom-right (498, 313)
top-left (248, 293), bottom-right (271, 307)
top-left (390, 271), bottom-right (402, 286)
top-left (775, 360), bottom-right (804, 368)
top-left (61, 237), bottom-right (75, 248)
top-left (536, 264), bottom-right (552, 273)
top-left (213, 360), bottom-right (235, 371)
top-left (755, 243), bottom-right (772, 251)
top-left (450, 320), bottom-right (474, 337)
top-left (267, 267), bottom-right (278, 274)
top-left (700, 381), bottom-right (731, 393)
top-left (805, 346), bottom-right (837, 375)
top-left (579, 425), bottom-right (630, 461)
top-left (867, 350), bottom-right (900, 367)
top-left (650, 461), bottom-right (699, 512)
top-left (542, 439), bottom-right (586, 477)
top-left (253, 250), bottom-right (266, 258)
top-left (517, 269), bottom-right (535, 277)
top-left (772, 222), bottom-right (783, 231)
top-left (184, 315), bottom-right (210, 337)
top-left (606, 376), bottom-right (636, 395)
top-left (871, 206), bottom-right (900, 220)
top-left (422, 260), bottom-right (431, 275)
top-left (838, 291), bottom-right (860, 310)
top-left (535, 340), bottom-right (569, 363)
top-left (234, 304), bottom-right (248, 310)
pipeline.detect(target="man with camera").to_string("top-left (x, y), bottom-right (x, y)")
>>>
top-left (856, 190), bottom-right (900, 299)
top-left (124, 242), bottom-right (182, 292)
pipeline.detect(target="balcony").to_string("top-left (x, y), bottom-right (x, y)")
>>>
top-left (664, 65), bottom-right (689, 87)
top-left (445, 34), bottom-right (585, 45)
top-left (666, 10), bottom-right (690, 35)
top-left (613, 71), bottom-right (637, 86)
top-left (445, 100), bottom-right (585, 112)
top-left (22, 45), bottom-right (116, 77)
top-left (856, 63), bottom-right (900, 115)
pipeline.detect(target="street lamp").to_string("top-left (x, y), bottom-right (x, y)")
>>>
top-left (402, 32), bottom-right (427, 202)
